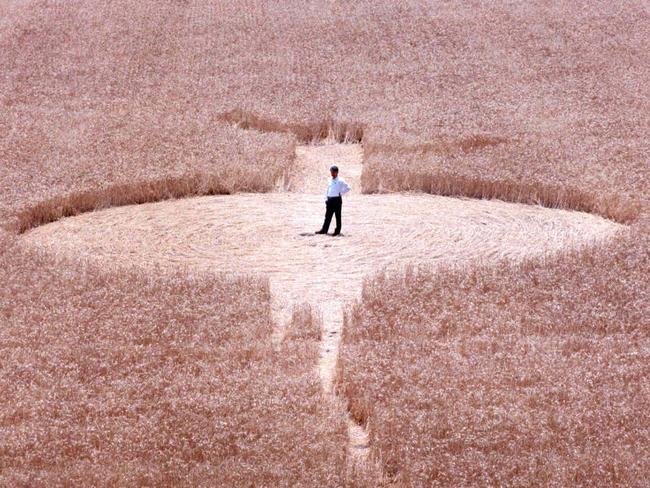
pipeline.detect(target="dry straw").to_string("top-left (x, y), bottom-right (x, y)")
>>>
top-left (1, 0), bottom-right (649, 485)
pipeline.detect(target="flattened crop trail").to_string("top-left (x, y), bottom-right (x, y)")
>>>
top-left (21, 142), bottom-right (624, 476)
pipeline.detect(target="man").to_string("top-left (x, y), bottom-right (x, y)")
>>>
top-left (315, 165), bottom-right (351, 236)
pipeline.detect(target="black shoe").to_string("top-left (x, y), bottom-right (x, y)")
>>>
top-left (315, 230), bottom-right (326, 235)
top-left (332, 231), bottom-right (341, 236)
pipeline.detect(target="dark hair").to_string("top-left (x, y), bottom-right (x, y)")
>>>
top-left (330, 165), bottom-right (339, 172)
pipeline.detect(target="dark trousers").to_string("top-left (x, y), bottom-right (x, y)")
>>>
top-left (320, 196), bottom-right (342, 234)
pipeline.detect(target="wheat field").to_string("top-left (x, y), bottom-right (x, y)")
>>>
top-left (1, 1), bottom-right (649, 486)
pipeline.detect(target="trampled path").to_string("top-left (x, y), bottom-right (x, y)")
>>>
top-left (21, 143), bottom-right (624, 474)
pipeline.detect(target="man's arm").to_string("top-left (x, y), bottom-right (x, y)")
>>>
top-left (340, 180), bottom-right (351, 196)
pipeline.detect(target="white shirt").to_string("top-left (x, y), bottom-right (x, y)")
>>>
top-left (326, 176), bottom-right (351, 198)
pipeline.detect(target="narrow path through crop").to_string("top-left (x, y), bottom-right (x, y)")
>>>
top-left (21, 143), bottom-right (625, 476)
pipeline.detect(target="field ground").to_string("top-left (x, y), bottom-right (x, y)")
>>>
top-left (20, 144), bottom-right (624, 346)
top-left (19, 142), bottom-right (627, 479)
top-left (2, 1), bottom-right (649, 485)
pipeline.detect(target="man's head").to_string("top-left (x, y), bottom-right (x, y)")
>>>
top-left (330, 165), bottom-right (339, 178)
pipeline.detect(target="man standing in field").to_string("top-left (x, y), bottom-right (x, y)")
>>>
top-left (315, 165), bottom-right (351, 236)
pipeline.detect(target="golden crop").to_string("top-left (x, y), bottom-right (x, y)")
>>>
top-left (1, 0), bottom-right (648, 485)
